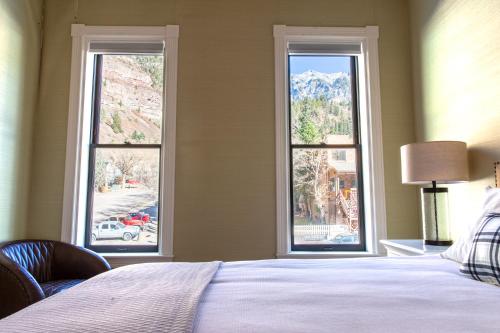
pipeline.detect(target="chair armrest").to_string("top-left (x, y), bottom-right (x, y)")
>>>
top-left (0, 256), bottom-right (45, 319)
top-left (52, 242), bottom-right (111, 280)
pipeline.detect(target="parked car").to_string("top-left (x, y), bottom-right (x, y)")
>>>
top-left (121, 215), bottom-right (147, 229)
top-left (129, 211), bottom-right (150, 222)
top-left (121, 211), bottom-right (150, 228)
top-left (333, 233), bottom-right (359, 244)
top-left (92, 221), bottom-right (140, 242)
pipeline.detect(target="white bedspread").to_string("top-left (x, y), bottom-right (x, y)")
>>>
top-left (2, 256), bottom-right (500, 332)
top-left (0, 261), bottom-right (220, 333)
top-left (193, 256), bottom-right (500, 333)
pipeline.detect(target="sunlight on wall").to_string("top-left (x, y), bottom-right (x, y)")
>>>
top-left (410, 0), bottom-right (500, 239)
top-left (0, 0), bottom-right (41, 241)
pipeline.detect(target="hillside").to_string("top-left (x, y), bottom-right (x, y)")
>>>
top-left (99, 55), bottom-right (163, 144)
top-left (290, 70), bottom-right (353, 143)
top-left (98, 64), bottom-right (351, 145)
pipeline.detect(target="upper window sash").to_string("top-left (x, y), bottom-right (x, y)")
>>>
top-left (273, 25), bottom-right (387, 258)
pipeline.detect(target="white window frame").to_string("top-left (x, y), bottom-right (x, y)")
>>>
top-left (273, 25), bottom-right (387, 258)
top-left (61, 24), bottom-right (179, 264)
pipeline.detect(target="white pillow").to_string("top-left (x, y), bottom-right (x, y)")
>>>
top-left (441, 187), bottom-right (500, 263)
top-left (483, 187), bottom-right (500, 211)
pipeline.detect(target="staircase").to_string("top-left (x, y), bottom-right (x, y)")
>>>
top-left (336, 189), bottom-right (358, 232)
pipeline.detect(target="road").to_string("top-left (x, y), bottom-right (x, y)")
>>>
top-left (91, 185), bottom-right (159, 246)
top-left (92, 184), bottom-right (157, 221)
top-left (92, 230), bottom-right (157, 246)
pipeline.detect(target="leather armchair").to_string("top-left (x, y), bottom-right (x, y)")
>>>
top-left (0, 240), bottom-right (111, 319)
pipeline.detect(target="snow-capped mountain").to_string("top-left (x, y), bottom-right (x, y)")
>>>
top-left (290, 70), bottom-right (351, 101)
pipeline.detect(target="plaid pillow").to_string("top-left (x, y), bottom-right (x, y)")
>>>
top-left (460, 213), bottom-right (500, 285)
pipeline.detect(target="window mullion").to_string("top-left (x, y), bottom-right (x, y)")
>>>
top-left (91, 144), bottom-right (162, 149)
top-left (290, 144), bottom-right (359, 149)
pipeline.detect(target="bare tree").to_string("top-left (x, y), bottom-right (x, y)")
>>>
top-left (133, 160), bottom-right (159, 189)
top-left (293, 149), bottom-right (329, 223)
top-left (111, 151), bottom-right (136, 188)
top-left (94, 151), bottom-right (108, 191)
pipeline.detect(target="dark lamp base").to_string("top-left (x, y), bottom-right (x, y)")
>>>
top-left (425, 239), bottom-right (453, 246)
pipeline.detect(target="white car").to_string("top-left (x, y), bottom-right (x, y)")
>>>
top-left (92, 221), bottom-right (140, 242)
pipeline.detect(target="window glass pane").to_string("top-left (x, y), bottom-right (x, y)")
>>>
top-left (289, 55), bottom-right (354, 145)
top-left (98, 54), bottom-right (163, 144)
top-left (89, 148), bottom-right (160, 247)
top-left (291, 148), bottom-right (360, 246)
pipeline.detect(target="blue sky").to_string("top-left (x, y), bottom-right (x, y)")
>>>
top-left (290, 56), bottom-right (350, 74)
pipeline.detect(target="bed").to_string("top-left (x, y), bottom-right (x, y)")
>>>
top-left (1, 255), bottom-right (499, 332)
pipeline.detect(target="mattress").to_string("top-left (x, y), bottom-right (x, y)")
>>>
top-left (193, 255), bottom-right (500, 333)
top-left (2, 255), bottom-right (500, 332)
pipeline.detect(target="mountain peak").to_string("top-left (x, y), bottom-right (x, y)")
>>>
top-left (290, 71), bottom-right (350, 101)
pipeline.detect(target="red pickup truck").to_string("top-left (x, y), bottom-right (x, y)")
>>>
top-left (121, 212), bottom-right (150, 228)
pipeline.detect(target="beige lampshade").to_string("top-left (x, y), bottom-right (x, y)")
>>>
top-left (401, 141), bottom-right (469, 184)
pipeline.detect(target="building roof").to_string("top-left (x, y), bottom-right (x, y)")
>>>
top-left (330, 159), bottom-right (356, 173)
top-left (326, 134), bottom-right (352, 145)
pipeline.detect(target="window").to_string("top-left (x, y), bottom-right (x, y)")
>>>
top-left (332, 150), bottom-right (347, 161)
top-left (86, 52), bottom-right (163, 253)
top-left (289, 54), bottom-right (364, 251)
top-left (274, 26), bottom-right (387, 257)
top-left (62, 25), bottom-right (179, 258)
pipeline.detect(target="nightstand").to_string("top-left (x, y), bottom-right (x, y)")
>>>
top-left (380, 239), bottom-right (450, 257)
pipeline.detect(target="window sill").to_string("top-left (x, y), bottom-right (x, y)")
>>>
top-left (276, 251), bottom-right (380, 259)
top-left (101, 253), bottom-right (174, 268)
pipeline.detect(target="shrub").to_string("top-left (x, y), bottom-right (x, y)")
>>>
top-left (114, 176), bottom-right (123, 185)
top-left (111, 112), bottom-right (123, 134)
top-left (132, 55), bottom-right (163, 88)
top-left (131, 130), bottom-right (145, 142)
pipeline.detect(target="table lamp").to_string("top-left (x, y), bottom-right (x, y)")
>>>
top-left (401, 141), bottom-right (469, 245)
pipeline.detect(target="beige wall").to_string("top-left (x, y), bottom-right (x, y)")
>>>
top-left (0, 0), bottom-right (42, 242)
top-left (29, 0), bottom-right (419, 261)
top-left (410, 0), bottom-right (500, 239)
